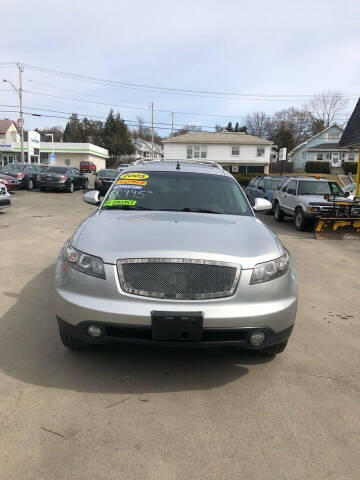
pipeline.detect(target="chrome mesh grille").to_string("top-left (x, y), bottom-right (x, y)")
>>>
top-left (117, 259), bottom-right (240, 300)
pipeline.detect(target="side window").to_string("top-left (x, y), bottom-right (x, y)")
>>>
top-left (73, 168), bottom-right (81, 175)
top-left (252, 178), bottom-right (259, 189)
top-left (281, 180), bottom-right (290, 193)
top-left (287, 180), bottom-right (297, 196)
top-left (257, 178), bottom-right (265, 190)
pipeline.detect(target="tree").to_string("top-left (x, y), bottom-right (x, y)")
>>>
top-left (245, 112), bottom-right (270, 138)
top-left (270, 122), bottom-right (296, 152)
top-left (239, 125), bottom-right (247, 133)
top-left (102, 110), bottom-right (134, 158)
top-left (268, 107), bottom-right (313, 146)
top-left (63, 114), bottom-right (86, 142)
top-left (234, 122), bottom-right (239, 132)
top-left (35, 126), bottom-right (64, 142)
top-left (307, 90), bottom-right (349, 127)
top-left (173, 125), bottom-right (202, 137)
top-left (226, 121), bottom-right (233, 132)
top-left (81, 118), bottom-right (104, 145)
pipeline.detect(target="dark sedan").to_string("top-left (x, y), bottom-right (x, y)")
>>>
top-left (94, 169), bottom-right (119, 195)
top-left (0, 173), bottom-right (20, 192)
top-left (38, 166), bottom-right (88, 193)
top-left (2, 163), bottom-right (41, 190)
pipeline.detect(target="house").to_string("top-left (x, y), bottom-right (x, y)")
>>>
top-left (289, 124), bottom-right (358, 171)
top-left (0, 120), bottom-right (20, 145)
top-left (162, 131), bottom-right (273, 174)
top-left (133, 138), bottom-right (163, 160)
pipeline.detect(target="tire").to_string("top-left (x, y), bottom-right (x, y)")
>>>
top-left (256, 340), bottom-right (288, 356)
top-left (274, 202), bottom-right (284, 222)
top-left (294, 208), bottom-right (307, 231)
top-left (27, 178), bottom-right (34, 190)
top-left (59, 330), bottom-right (88, 350)
top-left (67, 182), bottom-right (74, 193)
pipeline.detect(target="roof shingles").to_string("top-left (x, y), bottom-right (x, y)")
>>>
top-left (162, 131), bottom-right (272, 145)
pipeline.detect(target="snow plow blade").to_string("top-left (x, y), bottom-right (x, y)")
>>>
top-left (314, 218), bottom-right (360, 239)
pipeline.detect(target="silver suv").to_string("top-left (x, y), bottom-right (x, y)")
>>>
top-left (273, 177), bottom-right (347, 231)
top-left (55, 161), bottom-right (297, 355)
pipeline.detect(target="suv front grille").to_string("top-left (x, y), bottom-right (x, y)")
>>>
top-left (117, 258), bottom-right (240, 300)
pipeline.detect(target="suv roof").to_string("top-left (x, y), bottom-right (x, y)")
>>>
top-left (127, 160), bottom-right (228, 176)
top-left (286, 176), bottom-right (331, 183)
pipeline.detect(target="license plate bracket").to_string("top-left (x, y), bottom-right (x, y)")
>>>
top-left (151, 311), bottom-right (203, 341)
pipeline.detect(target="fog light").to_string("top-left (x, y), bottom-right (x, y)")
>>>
top-left (86, 325), bottom-right (102, 338)
top-left (249, 330), bottom-right (266, 347)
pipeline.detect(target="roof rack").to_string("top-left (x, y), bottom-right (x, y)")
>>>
top-left (132, 159), bottom-right (224, 170)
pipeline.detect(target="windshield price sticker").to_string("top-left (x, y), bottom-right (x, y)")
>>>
top-left (103, 199), bottom-right (137, 206)
top-left (114, 184), bottom-right (143, 190)
top-left (115, 179), bottom-right (147, 186)
top-left (120, 172), bottom-right (149, 180)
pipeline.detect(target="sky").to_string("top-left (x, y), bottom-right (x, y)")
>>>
top-left (1, 0), bottom-right (360, 137)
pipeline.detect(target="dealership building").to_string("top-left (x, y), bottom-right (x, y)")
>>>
top-left (0, 120), bottom-right (108, 170)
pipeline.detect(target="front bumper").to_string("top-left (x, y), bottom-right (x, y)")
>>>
top-left (57, 317), bottom-right (293, 348)
top-left (0, 197), bottom-right (11, 209)
top-left (55, 254), bottom-right (298, 348)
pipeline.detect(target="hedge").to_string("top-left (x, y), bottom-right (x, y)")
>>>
top-left (305, 161), bottom-right (330, 174)
top-left (343, 162), bottom-right (358, 174)
top-left (232, 174), bottom-right (259, 186)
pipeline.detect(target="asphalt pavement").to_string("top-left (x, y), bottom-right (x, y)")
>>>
top-left (0, 187), bottom-right (359, 480)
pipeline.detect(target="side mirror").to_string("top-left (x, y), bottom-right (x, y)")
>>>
top-left (253, 197), bottom-right (272, 212)
top-left (83, 190), bottom-right (101, 206)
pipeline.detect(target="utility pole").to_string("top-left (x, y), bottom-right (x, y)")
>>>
top-left (171, 112), bottom-right (174, 136)
top-left (151, 102), bottom-right (154, 159)
top-left (18, 64), bottom-right (24, 163)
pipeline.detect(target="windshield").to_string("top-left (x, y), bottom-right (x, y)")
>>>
top-left (99, 169), bottom-right (119, 178)
top-left (102, 171), bottom-right (252, 216)
top-left (4, 164), bottom-right (25, 172)
top-left (46, 167), bottom-right (68, 174)
top-left (298, 180), bottom-right (343, 196)
top-left (342, 183), bottom-right (355, 193)
top-left (265, 179), bottom-right (283, 190)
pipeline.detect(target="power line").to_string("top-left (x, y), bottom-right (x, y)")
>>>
top-left (17, 63), bottom-right (360, 100)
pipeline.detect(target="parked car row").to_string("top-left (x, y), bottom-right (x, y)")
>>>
top-left (246, 175), bottom-right (352, 231)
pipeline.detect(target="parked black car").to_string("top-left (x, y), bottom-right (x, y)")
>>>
top-left (94, 169), bottom-right (119, 195)
top-left (2, 163), bottom-right (41, 190)
top-left (38, 166), bottom-right (88, 193)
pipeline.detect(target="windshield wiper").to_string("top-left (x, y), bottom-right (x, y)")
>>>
top-left (160, 207), bottom-right (223, 214)
top-left (103, 205), bottom-right (153, 211)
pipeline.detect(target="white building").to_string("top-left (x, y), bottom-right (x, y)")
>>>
top-left (162, 131), bottom-right (273, 174)
top-left (133, 138), bottom-right (163, 159)
top-left (0, 120), bottom-right (108, 170)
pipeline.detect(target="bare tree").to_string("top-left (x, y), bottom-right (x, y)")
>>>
top-left (307, 90), bottom-right (349, 127)
top-left (245, 112), bottom-right (270, 138)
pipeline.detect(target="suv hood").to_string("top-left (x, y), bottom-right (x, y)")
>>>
top-left (72, 211), bottom-right (283, 269)
top-left (305, 195), bottom-right (349, 204)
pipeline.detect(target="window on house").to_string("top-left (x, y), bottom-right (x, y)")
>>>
top-left (186, 145), bottom-right (207, 159)
top-left (232, 145), bottom-right (240, 156)
top-left (326, 153), bottom-right (332, 160)
top-left (247, 165), bottom-right (265, 174)
top-left (257, 148), bottom-right (265, 157)
top-left (317, 153), bottom-right (324, 161)
top-left (348, 154), bottom-right (355, 161)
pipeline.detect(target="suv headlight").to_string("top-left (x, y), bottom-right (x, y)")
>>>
top-left (250, 252), bottom-right (290, 284)
top-left (64, 241), bottom-right (106, 279)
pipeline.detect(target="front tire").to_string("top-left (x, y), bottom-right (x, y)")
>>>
top-left (27, 179), bottom-right (34, 190)
top-left (274, 202), bottom-right (284, 222)
top-left (67, 182), bottom-right (74, 193)
top-left (59, 330), bottom-right (88, 350)
top-left (294, 208), bottom-right (307, 231)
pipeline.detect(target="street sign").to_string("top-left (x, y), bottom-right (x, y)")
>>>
top-left (50, 153), bottom-right (56, 164)
top-left (279, 148), bottom-right (287, 162)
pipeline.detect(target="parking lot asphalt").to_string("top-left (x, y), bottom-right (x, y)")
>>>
top-left (0, 187), bottom-right (360, 480)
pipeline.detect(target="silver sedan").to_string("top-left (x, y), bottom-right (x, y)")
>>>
top-left (55, 161), bottom-right (297, 355)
